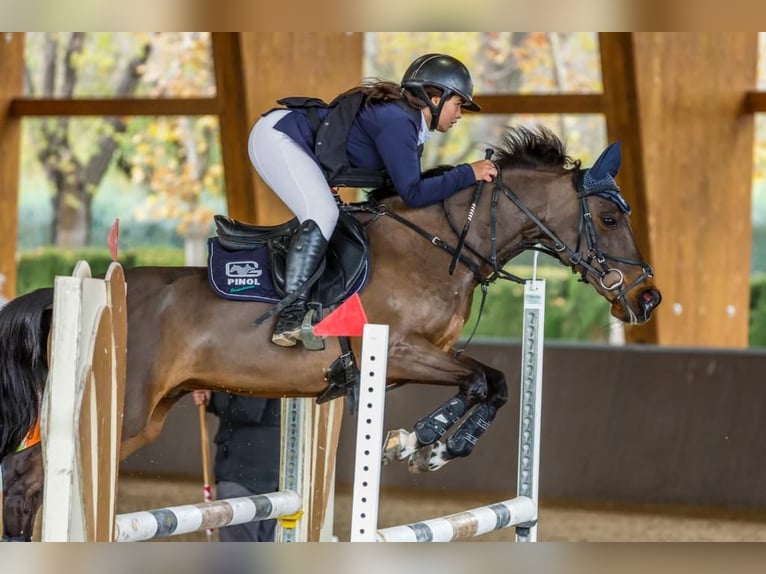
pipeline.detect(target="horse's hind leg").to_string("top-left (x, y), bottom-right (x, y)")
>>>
top-left (120, 395), bottom-right (182, 459)
top-left (408, 361), bottom-right (509, 473)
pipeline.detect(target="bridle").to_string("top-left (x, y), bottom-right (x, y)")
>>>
top-left (347, 165), bottom-right (653, 357)
top-left (567, 170), bottom-right (655, 305)
top-left (441, 168), bottom-right (654, 306)
top-left (353, 166), bottom-right (653, 305)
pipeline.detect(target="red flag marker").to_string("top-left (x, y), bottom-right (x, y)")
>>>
top-left (107, 218), bottom-right (120, 262)
top-left (313, 293), bottom-right (368, 337)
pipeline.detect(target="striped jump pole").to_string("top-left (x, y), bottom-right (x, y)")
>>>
top-left (114, 490), bottom-right (301, 542)
top-left (375, 496), bottom-right (536, 542)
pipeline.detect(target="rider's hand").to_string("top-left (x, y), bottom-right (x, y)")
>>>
top-left (193, 390), bottom-right (211, 406)
top-left (469, 159), bottom-right (498, 183)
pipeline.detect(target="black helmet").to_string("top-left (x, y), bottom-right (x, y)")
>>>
top-left (401, 53), bottom-right (481, 129)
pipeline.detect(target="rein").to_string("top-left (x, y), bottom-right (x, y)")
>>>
top-left (356, 202), bottom-right (522, 286)
top-left (349, 196), bottom-right (528, 357)
top-left (356, 166), bottom-right (653, 350)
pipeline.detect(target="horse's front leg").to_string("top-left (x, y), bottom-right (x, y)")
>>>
top-left (379, 336), bottom-right (499, 471)
top-left (408, 359), bottom-right (509, 472)
top-left (382, 393), bottom-right (473, 467)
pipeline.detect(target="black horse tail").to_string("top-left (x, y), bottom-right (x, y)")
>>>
top-left (0, 288), bottom-right (54, 460)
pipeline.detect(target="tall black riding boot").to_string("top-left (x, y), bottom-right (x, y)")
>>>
top-left (272, 220), bottom-right (328, 347)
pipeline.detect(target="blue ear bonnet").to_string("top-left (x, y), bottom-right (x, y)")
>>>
top-left (582, 141), bottom-right (631, 214)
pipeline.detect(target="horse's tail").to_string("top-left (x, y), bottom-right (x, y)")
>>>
top-left (0, 288), bottom-right (54, 459)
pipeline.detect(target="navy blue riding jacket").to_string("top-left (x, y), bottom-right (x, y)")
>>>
top-left (270, 101), bottom-right (476, 208)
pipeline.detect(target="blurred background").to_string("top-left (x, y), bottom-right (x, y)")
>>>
top-left (2, 33), bottom-right (766, 541)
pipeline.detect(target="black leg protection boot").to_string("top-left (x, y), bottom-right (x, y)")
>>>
top-left (272, 220), bottom-right (328, 347)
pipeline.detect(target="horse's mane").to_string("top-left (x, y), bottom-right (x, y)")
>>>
top-left (493, 125), bottom-right (580, 172)
top-left (366, 125), bottom-right (579, 203)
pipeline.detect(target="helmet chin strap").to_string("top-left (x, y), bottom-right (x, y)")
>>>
top-left (406, 84), bottom-right (449, 130)
top-left (426, 92), bottom-right (449, 130)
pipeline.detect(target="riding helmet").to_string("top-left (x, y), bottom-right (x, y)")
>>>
top-left (401, 53), bottom-right (481, 112)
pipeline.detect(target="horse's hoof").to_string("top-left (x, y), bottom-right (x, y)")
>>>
top-left (407, 443), bottom-right (435, 473)
top-left (382, 429), bottom-right (418, 465)
top-left (408, 441), bottom-right (451, 473)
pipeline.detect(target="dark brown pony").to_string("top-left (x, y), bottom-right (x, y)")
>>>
top-left (0, 127), bottom-right (661, 540)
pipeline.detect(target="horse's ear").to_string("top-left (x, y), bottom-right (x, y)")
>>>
top-left (588, 141), bottom-right (622, 179)
top-left (583, 141), bottom-right (631, 213)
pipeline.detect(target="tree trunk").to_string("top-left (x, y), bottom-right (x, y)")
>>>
top-left (52, 178), bottom-right (91, 248)
top-left (34, 33), bottom-right (153, 248)
top-left (478, 31), bottom-right (528, 145)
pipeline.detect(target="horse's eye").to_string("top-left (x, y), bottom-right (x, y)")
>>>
top-left (601, 216), bottom-right (617, 228)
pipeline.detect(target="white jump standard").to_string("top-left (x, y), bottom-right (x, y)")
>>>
top-left (515, 274), bottom-right (545, 542)
top-left (38, 261), bottom-right (310, 542)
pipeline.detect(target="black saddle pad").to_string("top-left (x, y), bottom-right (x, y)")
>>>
top-left (208, 211), bottom-right (369, 307)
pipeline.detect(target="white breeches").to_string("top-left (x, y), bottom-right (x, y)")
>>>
top-left (248, 110), bottom-right (339, 241)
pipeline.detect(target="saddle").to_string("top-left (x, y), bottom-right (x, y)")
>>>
top-left (213, 210), bottom-right (369, 307)
top-left (210, 209), bottom-right (369, 407)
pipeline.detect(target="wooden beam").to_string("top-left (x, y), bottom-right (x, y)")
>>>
top-left (744, 91), bottom-right (766, 113)
top-left (599, 32), bottom-right (657, 344)
top-left (473, 93), bottom-right (603, 115)
top-left (238, 33), bottom-right (364, 226)
top-left (0, 33), bottom-right (24, 300)
top-left (629, 33), bottom-right (757, 347)
top-left (211, 33), bottom-right (256, 222)
top-left (9, 97), bottom-right (220, 117)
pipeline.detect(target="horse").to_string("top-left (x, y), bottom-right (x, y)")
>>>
top-left (0, 126), bottom-right (661, 541)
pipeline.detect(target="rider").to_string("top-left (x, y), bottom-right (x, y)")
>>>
top-left (248, 53), bottom-right (498, 347)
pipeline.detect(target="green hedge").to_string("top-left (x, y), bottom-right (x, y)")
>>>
top-left (16, 247), bottom-right (185, 295)
top-left (468, 268), bottom-right (766, 347)
top-left (15, 249), bottom-right (766, 347)
top-left (465, 265), bottom-right (612, 342)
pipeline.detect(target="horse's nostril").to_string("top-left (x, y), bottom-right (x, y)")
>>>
top-left (640, 289), bottom-right (661, 309)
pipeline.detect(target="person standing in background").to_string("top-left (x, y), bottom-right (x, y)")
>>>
top-left (193, 390), bottom-right (281, 542)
